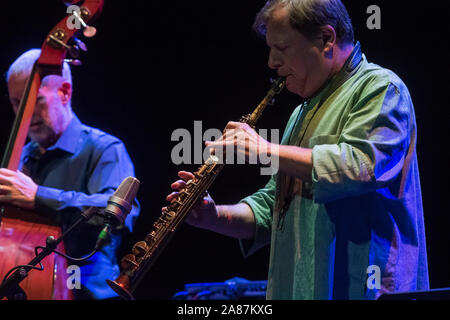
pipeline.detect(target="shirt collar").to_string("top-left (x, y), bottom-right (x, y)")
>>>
top-left (46, 114), bottom-right (83, 154)
top-left (308, 41), bottom-right (363, 108)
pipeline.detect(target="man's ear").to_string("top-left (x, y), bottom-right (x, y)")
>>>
top-left (59, 81), bottom-right (72, 105)
top-left (320, 25), bottom-right (337, 54)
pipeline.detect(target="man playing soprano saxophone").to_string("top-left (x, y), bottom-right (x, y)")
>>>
top-left (165, 0), bottom-right (429, 299)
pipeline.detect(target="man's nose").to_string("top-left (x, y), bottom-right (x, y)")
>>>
top-left (268, 49), bottom-right (282, 70)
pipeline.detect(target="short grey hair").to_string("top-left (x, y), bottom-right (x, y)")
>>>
top-left (6, 49), bottom-right (72, 86)
top-left (253, 0), bottom-right (354, 47)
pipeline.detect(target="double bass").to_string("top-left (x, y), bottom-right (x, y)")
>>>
top-left (0, 0), bottom-right (104, 300)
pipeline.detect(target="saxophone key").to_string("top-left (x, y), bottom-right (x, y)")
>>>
top-left (195, 165), bottom-right (207, 176)
top-left (162, 211), bottom-right (176, 222)
top-left (120, 254), bottom-right (139, 270)
top-left (186, 179), bottom-right (198, 187)
top-left (166, 211), bottom-right (176, 218)
top-left (180, 190), bottom-right (191, 197)
top-left (132, 241), bottom-right (149, 257)
top-left (145, 231), bottom-right (157, 243)
top-left (205, 155), bottom-right (219, 167)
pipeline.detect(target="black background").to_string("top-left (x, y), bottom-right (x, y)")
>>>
top-left (0, 1), bottom-right (448, 300)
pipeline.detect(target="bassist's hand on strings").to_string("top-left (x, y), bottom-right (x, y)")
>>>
top-left (0, 168), bottom-right (37, 210)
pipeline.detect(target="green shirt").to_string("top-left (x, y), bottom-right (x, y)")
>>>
top-left (240, 44), bottom-right (429, 300)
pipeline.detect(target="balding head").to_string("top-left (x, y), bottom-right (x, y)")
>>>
top-left (6, 49), bottom-right (74, 148)
top-left (6, 49), bottom-right (72, 87)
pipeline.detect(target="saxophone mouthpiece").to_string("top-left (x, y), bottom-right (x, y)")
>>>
top-left (272, 77), bottom-right (286, 93)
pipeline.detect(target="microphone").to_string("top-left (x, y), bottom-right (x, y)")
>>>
top-left (95, 176), bottom-right (140, 250)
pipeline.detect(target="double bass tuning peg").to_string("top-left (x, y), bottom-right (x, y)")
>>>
top-left (58, 37), bottom-right (87, 66)
top-left (71, 10), bottom-right (97, 38)
top-left (67, 37), bottom-right (88, 58)
top-left (47, 33), bottom-right (86, 62)
top-left (72, 37), bottom-right (88, 52)
top-left (64, 59), bottom-right (82, 66)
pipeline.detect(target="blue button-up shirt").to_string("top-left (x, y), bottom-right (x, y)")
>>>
top-left (19, 115), bottom-right (140, 299)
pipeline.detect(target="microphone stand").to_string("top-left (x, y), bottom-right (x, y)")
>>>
top-left (0, 207), bottom-right (99, 300)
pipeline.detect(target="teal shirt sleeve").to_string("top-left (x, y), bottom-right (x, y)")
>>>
top-left (311, 77), bottom-right (414, 203)
top-left (239, 175), bottom-right (277, 257)
top-left (238, 105), bottom-right (303, 257)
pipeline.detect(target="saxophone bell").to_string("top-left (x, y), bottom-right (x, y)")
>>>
top-left (106, 276), bottom-right (135, 300)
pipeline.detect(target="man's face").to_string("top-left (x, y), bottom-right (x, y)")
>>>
top-left (7, 73), bottom-right (71, 148)
top-left (266, 7), bottom-right (331, 98)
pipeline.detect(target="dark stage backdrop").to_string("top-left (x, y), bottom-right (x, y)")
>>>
top-left (0, 1), bottom-right (447, 299)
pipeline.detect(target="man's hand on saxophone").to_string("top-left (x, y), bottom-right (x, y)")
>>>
top-left (205, 121), bottom-right (274, 165)
top-left (165, 170), bottom-right (218, 228)
top-left (164, 170), bottom-right (256, 240)
top-left (206, 120), bottom-right (313, 182)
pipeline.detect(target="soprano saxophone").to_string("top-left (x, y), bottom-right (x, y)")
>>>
top-left (106, 77), bottom-right (285, 300)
